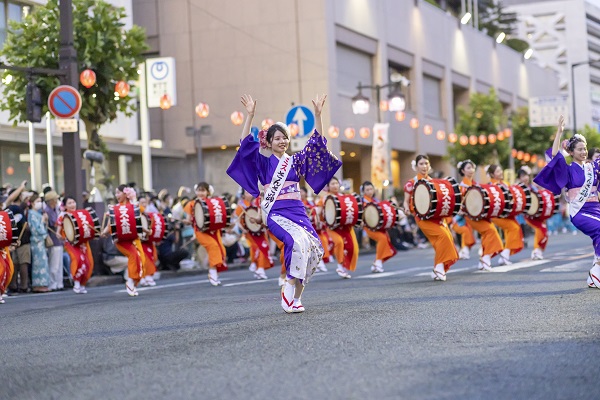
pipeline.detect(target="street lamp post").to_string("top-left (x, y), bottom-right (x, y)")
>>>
top-left (351, 82), bottom-right (406, 123)
top-left (571, 59), bottom-right (600, 133)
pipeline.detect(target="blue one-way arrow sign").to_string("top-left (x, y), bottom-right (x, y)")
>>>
top-left (285, 105), bottom-right (314, 137)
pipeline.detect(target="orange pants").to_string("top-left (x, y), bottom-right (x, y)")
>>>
top-left (492, 217), bottom-right (524, 255)
top-left (451, 222), bottom-right (476, 248)
top-left (466, 219), bottom-right (503, 258)
top-left (525, 218), bottom-right (548, 250)
top-left (195, 230), bottom-right (226, 269)
top-left (0, 248), bottom-right (14, 293)
top-left (328, 227), bottom-right (359, 271)
top-left (416, 218), bottom-right (458, 272)
top-left (116, 239), bottom-right (145, 282)
top-left (65, 241), bottom-right (94, 285)
top-left (141, 241), bottom-right (157, 277)
top-left (365, 228), bottom-right (396, 263)
top-left (317, 230), bottom-right (331, 263)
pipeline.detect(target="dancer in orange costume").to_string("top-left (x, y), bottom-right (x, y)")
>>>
top-left (450, 214), bottom-right (476, 260)
top-left (457, 160), bottom-right (503, 271)
top-left (361, 181), bottom-right (397, 273)
top-left (487, 164), bottom-right (524, 265)
top-left (185, 182), bottom-right (227, 287)
top-left (517, 166), bottom-right (549, 260)
top-left (235, 190), bottom-right (273, 280)
top-left (403, 154), bottom-right (458, 281)
top-left (301, 186), bottom-right (329, 273)
top-left (102, 185), bottom-right (146, 297)
top-left (326, 176), bottom-right (359, 279)
top-left (138, 196), bottom-right (158, 287)
top-left (0, 247), bottom-right (14, 304)
top-left (58, 196), bottom-right (94, 294)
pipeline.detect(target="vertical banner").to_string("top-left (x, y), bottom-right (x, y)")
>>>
top-left (371, 123), bottom-right (390, 189)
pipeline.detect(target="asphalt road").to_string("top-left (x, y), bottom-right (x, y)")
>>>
top-left (2, 232), bottom-right (599, 400)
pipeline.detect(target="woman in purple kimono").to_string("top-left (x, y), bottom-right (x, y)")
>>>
top-left (227, 94), bottom-right (342, 313)
top-left (534, 115), bottom-right (600, 289)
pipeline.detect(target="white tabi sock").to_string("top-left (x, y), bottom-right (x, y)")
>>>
top-left (209, 269), bottom-right (218, 281)
top-left (374, 260), bottom-right (383, 268)
top-left (434, 263), bottom-right (445, 274)
top-left (500, 248), bottom-right (511, 260)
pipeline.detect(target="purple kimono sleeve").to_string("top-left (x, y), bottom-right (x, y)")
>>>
top-left (533, 148), bottom-right (568, 195)
top-left (226, 135), bottom-right (262, 198)
top-left (294, 130), bottom-right (342, 194)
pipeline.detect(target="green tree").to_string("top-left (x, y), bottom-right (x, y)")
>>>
top-left (578, 125), bottom-right (600, 150)
top-left (0, 0), bottom-right (148, 151)
top-left (448, 88), bottom-right (510, 167)
top-left (479, 0), bottom-right (529, 53)
top-left (511, 107), bottom-right (555, 167)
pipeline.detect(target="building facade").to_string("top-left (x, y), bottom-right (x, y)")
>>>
top-left (507, 0), bottom-right (600, 131)
top-left (132, 0), bottom-right (559, 197)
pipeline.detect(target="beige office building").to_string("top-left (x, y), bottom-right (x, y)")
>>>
top-left (133, 0), bottom-right (560, 196)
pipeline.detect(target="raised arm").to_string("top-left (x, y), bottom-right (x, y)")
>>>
top-left (312, 94), bottom-right (327, 135)
top-left (5, 180), bottom-right (27, 206)
top-left (551, 115), bottom-right (566, 157)
top-left (240, 94), bottom-right (257, 141)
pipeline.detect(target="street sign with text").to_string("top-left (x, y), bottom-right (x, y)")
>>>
top-left (146, 57), bottom-right (177, 108)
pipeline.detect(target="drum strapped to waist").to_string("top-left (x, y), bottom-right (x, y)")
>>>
top-left (109, 203), bottom-right (143, 242)
top-left (528, 189), bottom-right (560, 219)
top-left (0, 209), bottom-right (18, 248)
top-left (242, 206), bottom-right (265, 235)
top-left (505, 183), bottom-right (532, 218)
top-left (193, 196), bottom-right (231, 232)
top-left (142, 212), bottom-right (169, 243)
top-left (363, 200), bottom-right (401, 230)
top-left (324, 193), bottom-right (363, 229)
top-left (412, 177), bottom-right (462, 220)
top-left (63, 207), bottom-right (100, 245)
top-left (463, 183), bottom-right (510, 221)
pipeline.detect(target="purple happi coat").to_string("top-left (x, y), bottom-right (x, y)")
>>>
top-left (534, 150), bottom-right (600, 256)
top-left (227, 130), bottom-right (342, 281)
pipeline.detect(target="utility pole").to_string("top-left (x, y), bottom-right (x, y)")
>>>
top-left (58, 0), bottom-right (83, 206)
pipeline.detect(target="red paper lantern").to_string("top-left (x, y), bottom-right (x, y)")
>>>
top-left (344, 127), bottom-right (356, 139)
top-left (288, 123), bottom-right (299, 137)
top-left (6, 166), bottom-right (14, 176)
top-left (497, 131), bottom-right (505, 141)
top-left (504, 128), bottom-right (512, 138)
top-left (395, 111), bottom-right (406, 122)
top-left (328, 126), bottom-right (339, 138)
top-left (531, 154), bottom-right (538, 163)
top-left (478, 134), bottom-right (487, 145)
top-left (537, 159), bottom-right (545, 168)
top-left (410, 118), bottom-right (419, 129)
top-left (261, 118), bottom-right (274, 130)
top-left (469, 136), bottom-right (478, 146)
top-left (379, 100), bottom-right (389, 112)
top-left (459, 135), bottom-right (469, 146)
top-left (523, 153), bottom-right (531, 162)
top-left (448, 133), bottom-right (458, 143)
top-left (230, 111), bottom-right (244, 126)
top-left (80, 69), bottom-right (96, 88)
top-left (511, 149), bottom-right (518, 157)
top-left (196, 102), bottom-right (209, 118)
top-left (359, 127), bottom-right (370, 138)
top-left (115, 81), bottom-right (130, 98)
top-left (424, 125), bottom-right (433, 135)
top-left (436, 130), bottom-right (445, 140)
top-left (517, 151), bottom-right (524, 160)
top-left (160, 94), bottom-right (172, 110)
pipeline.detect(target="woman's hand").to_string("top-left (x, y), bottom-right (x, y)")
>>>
top-left (312, 94), bottom-right (327, 116)
top-left (241, 94), bottom-right (257, 116)
top-left (557, 115), bottom-right (565, 136)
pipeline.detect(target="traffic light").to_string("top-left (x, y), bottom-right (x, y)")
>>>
top-left (26, 81), bottom-right (42, 123)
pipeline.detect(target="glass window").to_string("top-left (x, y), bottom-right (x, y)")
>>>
top-left (0, 2), bottom-right (32, 47)
top-left (388, 63), bottom-right (411, 111)
top-left (423, 75), bottom-right (442, 118)
top-left (8, 2), bottom-right (23, 22)
top-left (336, 44), bottom-right (373, 96)
top-left (0, 1), bottom-right (6, 46)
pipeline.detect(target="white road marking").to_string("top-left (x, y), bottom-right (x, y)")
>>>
top-left (356, 266), bottom-right (431, 279)
top-left (540, 260), bottom-right (591, 273)
top-left (414, 267), bottom-right (473, 277)
top-left (485, 260), bottom-right (549, 273)
top-left (114, 277), bottom-right (231, 293)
